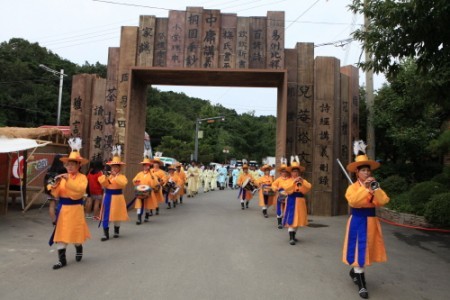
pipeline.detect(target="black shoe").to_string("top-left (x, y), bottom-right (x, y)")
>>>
top-left (144, 212), bottom-right (149, 222)
top-left (293, 231), bottom-right (298, 242)
top-left (113, 226), bottom-right (120, 238)
top-left (277, 217), bottom-right (283, 229)
top-left (355, 272), bottom-right (369, 299)
top-left (349, 268), bottom-right (358, 285)
top-left (262, 208), bottom-right (268, 218)
top-left (180, 198), bottom-right (183, 204)
top-left (245, 201), bottom-right (249, 209)
top-left (75, 245), bottom-right (83, 262)
top-left (156, 208), bottom-right (159, 215)
top-left (101, 227), bottom-right (109, 241)
top-left (241, 202), bottom-right (245, 210)
top-left (136, 214), bottom-right (142, 225)
top-left (53, 248), bottom-right (67, 270)
top-left (289, 232), bottom-right (296, 245)
top-left (149, 210), bottom-right (153, 216)
top-left (167, 203), bottom-right (172, 209)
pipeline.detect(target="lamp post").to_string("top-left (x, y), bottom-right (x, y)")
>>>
top-left (39, 64), bottom-right (68, 126)
top-left (194, 116), bottom-right (225, 162)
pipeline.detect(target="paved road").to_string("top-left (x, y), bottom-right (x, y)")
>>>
top-left (1, 189), bottom-right (449, 300)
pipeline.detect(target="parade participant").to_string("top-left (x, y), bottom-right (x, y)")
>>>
top-left (255, 164), bottom-right (275, 218)
top-left (203, 165), bottom-right (212, 192)
top-left (211, 166), bottom-right (219, 190)
top-left (231, 166), bottom-right (240, 189)
top-left (271, 158), bottom-right (291, 229)
top-left (98, 145), bottom-right (129, 241)
top-left (164, 164), bottom-right (182, 208)
top-left (218, 165), bottom-right (228, 190)
top-left (85, 160), bottom-right (104, 220)
top-left (237, 163), bottom-right (255, 210)
top-left (150, 155), bottom-right (167, 215)
top-left (175, 162), bottom-right (186, 204)
top-left (283, 156), bottom-right (311, 245)
top-left (132, 150), bottom-right (158, 225)
top-left (343, 141), bottom-right (389, 299)
top-left (186, 161), bottom-right (200, 197)
top-left (197, 164), bottom-right (204, 193)
top-left (47, 138), bottom-right (90, 270)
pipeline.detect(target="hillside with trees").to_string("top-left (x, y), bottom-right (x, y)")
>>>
top-left (0, 38), bottom-right (276, 163)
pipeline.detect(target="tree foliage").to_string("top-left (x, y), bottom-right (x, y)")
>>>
top-left (350, 0), bottom-right (450, 107)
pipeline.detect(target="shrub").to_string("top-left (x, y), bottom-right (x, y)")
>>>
top-left (386, 192), bottom-right (414, 213)
top-left (380, 175), bottom-right (409, 197)
top-left (424, 192), bottom-right (450, 227)
top-left (408, 181), bottom-right (448, 215)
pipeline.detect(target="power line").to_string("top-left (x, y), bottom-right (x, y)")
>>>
top-left (286, 0), bottom-right (321, 30)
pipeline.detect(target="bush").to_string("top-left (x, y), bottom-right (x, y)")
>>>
top-left (380, 175), bottom-right (409, 197)
top-left (431, 167), bottom-right (450, 189)
top-left (424, 192), bottom-right (450, 227)
top-left (408, 181), bottom-right (448, 215)
top-left (386, 192), bottom-right (414, 213)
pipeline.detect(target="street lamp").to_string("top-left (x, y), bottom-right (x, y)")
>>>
top-left (223, 148), bottom-right (230, 164)
top-left (39, 64), bottom-right (68, 126)
top-left (194, 116), bottom-right (225, 161)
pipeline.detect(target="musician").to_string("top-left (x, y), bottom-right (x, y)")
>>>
top-left (186, 161), bottom-right (200, 197)
top-left (175, 162), bottom-right (186, 204)
top-left (283, 157), bottom-right (311, 245)
top-left (343, 141), bottom-right (389, 299)
top-left (165, 164), bottom-right (182, 209)
top-left (47, 138), bottom-right (91, 270)
top-left (150, 157), bottom-right (167, 215)
top-left (237, 164), bottom-right (255, 210)
top-left (271, 159), bottom-right (291, 229)
top-left (255, 164), bottom-right (275, 218)
top-left (98, 146), bottom-right (129, 241)
top-left (133, 152), bottom-right (158, 224)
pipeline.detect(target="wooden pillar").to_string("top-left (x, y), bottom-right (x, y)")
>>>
top-left (266, 11), bottom-right (284, 69)
top-left (276, 71), bottom-right (288, 164)
top-left (219, 13), bottom-right (237, 69)
top-left (184, 7), bottom-right (203, 68)
top-left (201, 9), bottom-right (221, 68)
top-left (103, 47), bottom-right (120, 162)
top-left (236, 17), bottom-right (250, 69)
top-left (338, 72), bottom-right (351, 215)
top-left (137, 15), bottom-right (156, 67)
top-left (285, 49), bottom-right (298, 157)
top-left (249, 17), bottom-right (266, 69)
top-left (166, 11), bottom-right (186, 68)
top-left (153, 18), bottom-right (168, 67)
top-left (311, 57), bottom-right (341, 216)
top-left (88, 76), bottom-right (106, 162)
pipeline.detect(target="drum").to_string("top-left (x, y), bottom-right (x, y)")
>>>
top-left (262, 185), bottom-right (275, 196)
top-left (162, 181), bottom-right (176, 194)
top-left (242, 178), bottom-right (258, 194)
top-left (135, 185), bottom-right (151, 199)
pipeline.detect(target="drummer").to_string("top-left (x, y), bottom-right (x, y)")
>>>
top-left (271, 159), bottom-right (291, 229)
top-left (282, 157), bottom-right (311, 245)
top-left (133, 150), bottom-right (158, 224)
top-left (150, 156), bottom-right (167, 215)
top-left (237, 163), bottom-right (255, 210)
top-left (255, 164), bottom-right (275, 218)
top-left (165, 164), bottom-right (182, 209)
top-left (98, 146), bottom-right (129, 241)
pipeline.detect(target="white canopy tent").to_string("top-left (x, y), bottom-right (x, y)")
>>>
top-left (0, 137), bottom-right (51, 212)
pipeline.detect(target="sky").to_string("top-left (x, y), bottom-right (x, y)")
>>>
top-left (1, 0), bottom-right (386, 116)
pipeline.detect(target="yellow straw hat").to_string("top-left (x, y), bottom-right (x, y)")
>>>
top-left (60, 138), bottom-right (89, 165)
top-left (242, 164), bottom-right (249, 169)
top-left (106, 145), bottom-right (125, 165)
top-left (150, 157), bottom-right (164, 166)
top-left (289, 155), bottom-right (305, 172)
top-left (140, 149), bottom-right (152, 164)
top-left (346, 140), bottom-right (380, 173)
top-left (260, 164), bottom-right (272, 172)
top-left (167, 164), bottom-right (177, 171)
top-left (277, 157), bottom-right (291, 173)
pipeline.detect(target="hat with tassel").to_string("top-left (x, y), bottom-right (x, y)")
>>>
top-left (106, 145), bottom-right (125, 165)
top-left (140, 148), bottom-right (152, 165)
top-left (346, 140), bottom-right (379, 173)
top-left (150, 151), bottom-right (164, 166)
top-left (290, 155), bottom-right (305, 172)
top-left (60, 138), bottom-right (89, 165)
top-left (277, 157), bottom-right (290, 173)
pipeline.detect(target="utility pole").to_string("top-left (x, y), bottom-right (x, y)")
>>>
top-left (39, 64), bottom-right (67, 126)
top-left (364, 0), bottom-right (375, 159)
top-left (194, 116), bottom-right (225, 161)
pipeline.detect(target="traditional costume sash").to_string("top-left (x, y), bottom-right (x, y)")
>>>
top-left (276, 189), bottom-right (286, 216)
top-left (346, 207), bottom-right (376, 266)
top-left (99, 189), bottom-right (122, 229)
top-left (48, 197), bottom-right (83, 246)
top-left (282, 192), bottom-right (304, 226)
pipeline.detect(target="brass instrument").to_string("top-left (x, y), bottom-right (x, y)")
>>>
top-left (47, 173), bottom-right (67, 187)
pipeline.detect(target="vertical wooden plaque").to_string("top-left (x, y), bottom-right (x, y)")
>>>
top-left (184, 7), bottom-right (203, 68)
top-left (166, 11), bottom-right (186, 68)
top-left (137, 15), bottom-right (156, 67)
top-left (219, 13), bottom-right (237, 69)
